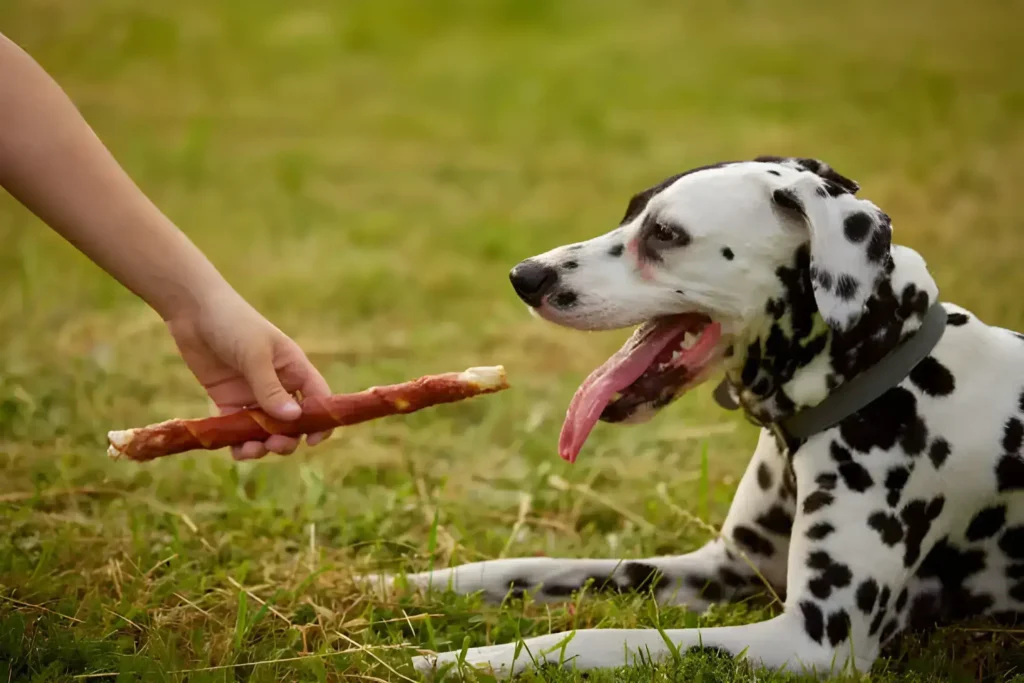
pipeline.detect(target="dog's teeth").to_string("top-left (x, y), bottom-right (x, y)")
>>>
top-left (671, 350), bottom-right (681, 362)
top-left (681, 332), bottom-right (698, 350)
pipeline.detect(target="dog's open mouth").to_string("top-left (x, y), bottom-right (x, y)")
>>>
top-left (558, 314), bottom-right (724, 462)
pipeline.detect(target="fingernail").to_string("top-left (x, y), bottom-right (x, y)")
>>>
top-left (307, 430), bottom-right (331, 446)
top-left (280, 399), bottom-right (301, 420)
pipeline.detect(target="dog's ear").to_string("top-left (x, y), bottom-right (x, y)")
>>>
top-left (770, 169), bottom-right (893, 332)
top-left (755, 155), bottom-right (860, 196)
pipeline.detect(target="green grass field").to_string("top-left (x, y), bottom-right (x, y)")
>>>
top-left (1, 0), bottom-right (1023, 680)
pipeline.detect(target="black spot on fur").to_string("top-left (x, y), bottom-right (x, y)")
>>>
top-left (608, 243), bottom-right (624, 257)
top-left (561, 260), bottom-right (578, 270)
top-left (756, 462), bottom-right (773, 491)
top-left (765, 298), bottom-right (786, 320)
top-left (835, 275), bottom-right (859, 301)
top-left (751, 377), bottom-right (772, 397)
top-left (733, 525), bottom-right (776, 557)
top-left (685, 575), bottom-right (724, 601)
top-left (821, 179), bottom-right (850, 197)
top-left (839, 461), bottom-right (874, 492)
top-left (806, 551), bottom-right (831, 571)
top-left (946, 312), bottom-right (969, 326)
top-left (966, 505), bottom-right (1008, 542)
top-left (1010, 582), bottom-right (1024, 602)
top-left (719, 568), bottom-right (747, 588)
top-left (916, 537), bottom-right (994, 622)
top-left (541, 577), bottom-right (606, 597)
top-left (896, 588), bottom-right (909, 613)
top-left (999, 526), bottom-right (1024, 560)
top-left (807, 522), bottom-right (835, 540)
top-left (907, 592), bottom-right (941, 630)
top-left (879, 586), bottom-right (892, 609)
top-left (902, 418), bottom-right (929, 457)
top-left (815, 473), bottom-right (838, 491)
top-left (843, 213), bottom-right (873, 243)
top-left (885, 466), bottom-right (910, 507)
top-left (741, 341), bottom-right (762, 387)
top-left (929, 439), bottom-right (951, 469)
top-left (807, 552), bottom-right (852, 599)
top-left (722, 247), bottom-right (735, 260)
top-left (623, 562), bottom-right (668, 593)
top-left (756, 505), bottom-right (794, 536)
top-left (856, 579), bottom-right (879, 615)
top-left (909, 357), bottom-right (955, 397)
top-left (767, 169), bottom-right (781, 176)
top-left (839, 387), bottom-right (926, 454)
top-left (869, 609), bottom-right (886, 636)
top-left (879, 619), bottom-right (898, 643)
top-left (1007, 564), bottom-right (1024, 580)
top-left (811, 267), bottom-right (834, 292)
top-left (827, 610), bottom-right (851, 646)
top-left (507, 577), bottom-right (532, 599)
top-left (1004, 418), bottom-right (1023, 453)
top-left (803, 491), bottom-right (835, 514)
top-left (553, 291), bottom-right (578, 308)
top-left (800, 601), bottom-right (825, 644)
top-left (1019, 388), bottom-right (1024, 413)
top-left (866, 229), bottom-right (890, 263)
top-left (772, 188), bottom-right (805, 215)
top-left (830, 442), bottom-right (853, 463)
top-left (868, 511), bottom-right (904, 546)
top-left (997, 455), bottom-right (1024, 492)
top-left (901, 496), bottom-right (945, 567)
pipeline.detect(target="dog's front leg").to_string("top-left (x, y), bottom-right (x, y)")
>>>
top-left (411, 612), bottom-right (871, 678)
top-left (361, 429), bottom-right (793, 609)
top-left (413, 427), bottom-right (945, 678)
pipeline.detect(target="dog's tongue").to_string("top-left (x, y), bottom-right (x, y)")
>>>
top-left (558, 315), bottom-right (706, 463)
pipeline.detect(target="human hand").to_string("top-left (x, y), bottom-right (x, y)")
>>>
top-left (165, 288), bottom-right (333, 460)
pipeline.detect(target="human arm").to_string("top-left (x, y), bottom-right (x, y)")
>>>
top-left (0, 32), bottom-right (331, 458)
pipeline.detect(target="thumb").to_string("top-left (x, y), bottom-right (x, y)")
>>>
top-left (242, 350), bottom-right (302, 421)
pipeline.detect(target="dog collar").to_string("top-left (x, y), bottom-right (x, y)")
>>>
top-left (715, 301), bottom-right (948, 441)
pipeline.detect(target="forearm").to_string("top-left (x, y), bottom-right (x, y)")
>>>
top-left (0, 32), bottom-right (231, 320)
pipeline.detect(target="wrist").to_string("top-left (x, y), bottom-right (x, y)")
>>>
top-left (151, 261), bottom-right (238, 323)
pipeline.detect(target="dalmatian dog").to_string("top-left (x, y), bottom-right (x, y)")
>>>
top-left (367, 156), bottom-right (1024, 678)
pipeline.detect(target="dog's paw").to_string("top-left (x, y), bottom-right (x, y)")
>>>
top-left (350, 572), bottom-right (409, 596)
top-left (411, 644), bottom-right (528, 679)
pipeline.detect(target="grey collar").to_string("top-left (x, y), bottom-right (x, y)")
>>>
top-left (715, 301), bottom-right (948, 441)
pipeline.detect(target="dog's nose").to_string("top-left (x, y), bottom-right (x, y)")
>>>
top-left (509, 260), bottom-right (559, 307)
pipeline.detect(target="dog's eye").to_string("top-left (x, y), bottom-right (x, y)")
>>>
top-left (646, 219), bottom-right (690, 247)
top-left (651, 222), bottom-right (676, 243)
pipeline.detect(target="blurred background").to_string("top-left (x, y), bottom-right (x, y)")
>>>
top-left (1, 0), bottom-right (1022, 680)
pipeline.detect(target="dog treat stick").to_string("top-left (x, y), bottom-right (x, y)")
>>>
top-left (107, 366), bottom-right (509, 462)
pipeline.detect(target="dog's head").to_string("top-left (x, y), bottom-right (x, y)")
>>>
top-left (511, 156), bottom-right (920, 461)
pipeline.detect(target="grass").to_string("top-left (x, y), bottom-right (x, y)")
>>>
top-left (1, 0), bottom-right (1023, 680)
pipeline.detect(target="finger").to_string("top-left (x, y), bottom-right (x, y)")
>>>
top-left (265, 434), bottom-right (300, 455)
top-left (234, 440), bottom-right (268, 461)
top-left (242, 349), bottom-right (302, 422)
top-left (297, 356), bottom-right (334, 446)
top-left (306, 429), bottom-right (332, 447)
top-left (299, 362), bottom-right (332, 398)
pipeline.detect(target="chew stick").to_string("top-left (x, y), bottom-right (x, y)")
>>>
top-left (107, 365), bottom-right (508, 462)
